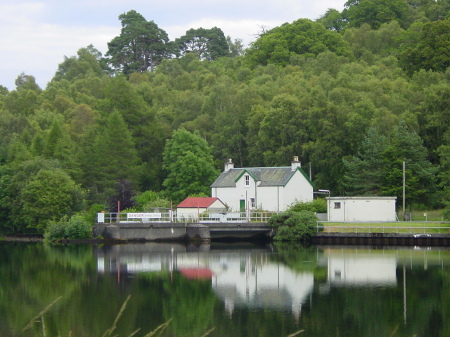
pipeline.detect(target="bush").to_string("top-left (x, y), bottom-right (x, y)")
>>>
top-left (65, 215), bottom-right (93, 239)
top-left (289, 199), bottom-right (327, 213)
top-left (44, 220), bottom-right (67, 243)
top-left (269, 211), bottom-right (317, 243)
top-left (44, 215), bottom-right (93, 243)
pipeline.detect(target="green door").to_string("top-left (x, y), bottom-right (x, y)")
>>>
top-left (240, 199), bottom-right (245, 213)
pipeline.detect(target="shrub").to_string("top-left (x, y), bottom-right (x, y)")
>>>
top-left (269, 211), bottom-right (317, 243)
top-left (44, 215), bottom-right (93, 243)
top-left (64, 215), bottom-right (93, 240)
top-left (44, 220), bottom-right (67, 243)
top-left (289, 199), bottom-right (327, 213)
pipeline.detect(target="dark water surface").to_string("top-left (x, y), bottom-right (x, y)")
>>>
top-left (1, 242), bottom-right (449, 337)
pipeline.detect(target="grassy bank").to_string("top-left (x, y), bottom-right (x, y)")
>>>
top-left (318, 221), bottom-right (450, 234)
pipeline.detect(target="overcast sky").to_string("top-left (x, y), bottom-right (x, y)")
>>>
top-left (0, 0), bottom-right (345, 90)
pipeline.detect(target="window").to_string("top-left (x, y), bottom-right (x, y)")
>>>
top-left (245, 175), bottom-right (250, 186)
top-left (334, 202), bottom-right (341, 209)
top-left (250, 198), bottom-right (255, 208)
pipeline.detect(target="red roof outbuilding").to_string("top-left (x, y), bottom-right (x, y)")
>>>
top-left (177, 197), bottom-right (221, 208)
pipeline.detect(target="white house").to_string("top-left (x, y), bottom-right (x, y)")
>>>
top-left (211, 157), bottom-right (314, 212)
top-left (177, 197), bottom-right (227, 220)
top-left (326, 196), bottom-right (397, 222)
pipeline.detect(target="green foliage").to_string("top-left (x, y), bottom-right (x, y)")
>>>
top-left (289, 199), bottom-right (327, 213)
top-left (44, 214), bottom-right (93, 243)
top-left (246, 19), bottom-right (352, 67)
top-left (21, 168), bottom-right (85, 230)
top-left (269, 211), bottom-right (317, 242)
top-left (343, 0), bottom-right (411, 29)
top-left (399, 18), bottom-right (450, 75)
top-left (106, 10), bottom-right (170, 74)
top-left (175, 27), bottom-right (230, 60)
top-left (343, 126), bottom-right (388, 195)
top-left (1, 6), bottom-right (450, 234)
top-left (133, 190), bottom-right (171, 210)
top-left (162, 128), bottom-right (218, 203)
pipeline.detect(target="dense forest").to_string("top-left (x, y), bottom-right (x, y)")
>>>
top-left (0, 0), bottom-right (449, 232)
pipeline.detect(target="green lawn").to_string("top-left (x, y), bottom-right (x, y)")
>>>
top-left (318, 221), bottom-right (450, 234)
top-left (398, 209), bottom-right (445, 221)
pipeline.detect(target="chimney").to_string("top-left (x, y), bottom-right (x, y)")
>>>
top-left (291, 156), bottom-right (301, 171)
top-left (224, 158), bottom-right (234, 172)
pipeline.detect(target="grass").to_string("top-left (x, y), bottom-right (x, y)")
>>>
top-left (318, 221), bottom-right (450, 234)
top-left (399, 209), bottom-right (445, 222)
top-left (21, 295), bottom-right (213, 337)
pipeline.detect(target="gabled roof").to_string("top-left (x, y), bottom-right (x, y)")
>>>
top-left (211, 167), bottom-right (313, 188)
top-left (177, 197), bottom-right (222, 208)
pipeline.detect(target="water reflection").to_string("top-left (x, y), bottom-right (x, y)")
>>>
top-left (326, 252), bottom-right (397, 286)
top-left (1, 242), bottom-right (449, 337)
top-left (96, 243), bottom-right (450, 319)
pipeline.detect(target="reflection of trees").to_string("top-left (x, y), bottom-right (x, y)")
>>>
top-left (298, 263), bottom-right (450, 337)
top-left (0, 243), bottom-right (95, 336)
top-left (1, 243), bottom-right (448, 337)
top-left (271, 243), bottom-right (323, 273)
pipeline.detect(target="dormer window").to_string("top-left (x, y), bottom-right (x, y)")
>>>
top-left (245, 175), bottom-right (250, 186)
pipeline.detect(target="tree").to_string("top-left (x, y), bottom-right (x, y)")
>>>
top-left (81, 111), bottom-right (140, 200)
top-left (245, 19), bottom-right (351, 67)
top-left (227, 37), bottom-right (245, 57)
top-left (316, 8), bottom-right (347, 32)
top-left (256, 93), bottom-right (307, 165)
top-left (437, 143), bottom-right (450, 219)
top-left (53, 45), bottom-right (105, 82)
top-left (343, 127), bottom-right (388, 195)
top-left (343, 0), bottom-right (411, 29)
top-left (382, 121), bottom-right (437, 208)
top-left (106, 178), bottom-right (136, 212)
top-left (21, 168), bottom-right (84, 230)
top-left (162, 128), bottom-right (218, 203)
top-left (175, 27), bottom-right (230, 60)
top-left (399, 18), bottom-right (450, 75)
top-left (106, 10), bottom-right (170, 74)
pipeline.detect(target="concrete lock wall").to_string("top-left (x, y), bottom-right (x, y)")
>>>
top-left (95, 222), bottom-right (211, 241)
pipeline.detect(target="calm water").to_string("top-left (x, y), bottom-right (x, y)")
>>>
top-left (1, 242), bottom-right (449, 337)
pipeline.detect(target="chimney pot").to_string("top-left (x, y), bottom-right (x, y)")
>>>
top-left (224, 158), bottom-right (234, 172)
top-left (291, 156), bottom-right (301, 171)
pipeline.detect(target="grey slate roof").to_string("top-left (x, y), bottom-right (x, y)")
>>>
top-left (211, 167), bottom-right (305, 188)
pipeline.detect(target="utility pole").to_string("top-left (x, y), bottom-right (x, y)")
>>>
top-left (403, 161), bottom-right (406, 221)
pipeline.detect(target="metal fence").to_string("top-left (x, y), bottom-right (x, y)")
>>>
top-left (97, 211), bottom-right (275, 224)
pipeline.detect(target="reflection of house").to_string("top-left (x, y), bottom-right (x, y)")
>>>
top-left (326, 253), bottom-right (397, 286)
top-left (96, 246), bottom-right (314, 317)
top-left (176, 197), bottom-right (227, 220)
top-left (211, 254), bottom-right (314, 317)
top-left (326, 197), bottom-right (397, 222)
top-left (211, 157), bottom-right (314, 212)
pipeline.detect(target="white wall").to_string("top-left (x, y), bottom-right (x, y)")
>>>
top-left (283, 171), bottom-right (314, 208)
top-left (328, 197), bottom-right (397, 222)
top-left (212, 173), bottom-right (257, 212)
top-left (176, 207), bottom-right (207, 220)
top-left (212, 170), bottom-right (314, 212)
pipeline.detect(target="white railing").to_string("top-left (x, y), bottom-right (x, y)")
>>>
top-left (316, 225), bottom-right (449, 235)
top-left (97, 211), bottom-right (275, 224)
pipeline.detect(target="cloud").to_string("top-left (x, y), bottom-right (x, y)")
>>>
top-left (0, 0), bottom-right (346, 90)
top-left (0, 3), bottom-right (118, 89)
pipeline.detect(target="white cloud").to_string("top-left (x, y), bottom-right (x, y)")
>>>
top-left (0, 0), bottom-right (346, 90)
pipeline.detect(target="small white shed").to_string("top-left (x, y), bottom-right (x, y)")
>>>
top-left (176, 197), bottom-right (227, 220)
top-left (327, 197), bottom-right (397, 222)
